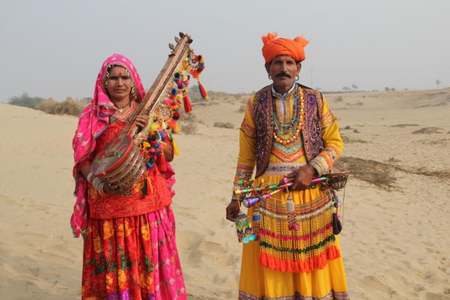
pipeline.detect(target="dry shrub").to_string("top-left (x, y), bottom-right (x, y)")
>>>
top-left (412, 127), bottom-right (444, 134)
top-left (390, 124), bottom-right (419, 128)
top-left (335, 156), bottom-right (397, 190)
top-left (37, 98), bottom-right (85, 116)
top-left (341, 135), bottom-right (367, 144)
top-left (213, 122), bottom-right (234, 129)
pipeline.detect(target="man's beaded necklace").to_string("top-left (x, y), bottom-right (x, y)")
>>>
top-left (272, 86), bottom-right (304, 146)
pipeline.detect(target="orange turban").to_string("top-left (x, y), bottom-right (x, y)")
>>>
top-left (261, 32), bottom-right (309, 64)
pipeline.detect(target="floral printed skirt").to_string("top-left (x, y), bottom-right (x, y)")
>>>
top-left (82, 206), bottom-right (187, 300)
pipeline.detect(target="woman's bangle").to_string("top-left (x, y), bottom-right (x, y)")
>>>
top-left (92, 176), bottom-right (105, 193)
top-left (86, 172), bottom-right (95, 183)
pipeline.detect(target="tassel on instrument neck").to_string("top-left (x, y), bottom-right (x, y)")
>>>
top-left (183, 95), bottom-right (192, 113)
top-left (198, 80), bottom-right (208, 99)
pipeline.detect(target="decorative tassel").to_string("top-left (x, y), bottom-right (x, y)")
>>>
top-left (332, 212), bottom-right (342, 235)
top-left (197, 80), bottom-right (208, 99)
top-left (176, 79), bottom-right (183, 89)
top-left (141, 177), bottom-right (148, 196)
top-left (331, 190), bottom-right (342, 235)
top-left (172, 139), bottom-right (180, 156)
top-left (287, 192), bottom-right (299, 231)
top-left (157, 150), bottom-right (168, 173)
top-left (183, 95), bottom-right (192, 113)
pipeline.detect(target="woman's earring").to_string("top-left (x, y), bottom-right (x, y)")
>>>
top-left (295, 75), bottom-right (299, 81)
top-left (268, 74), bottom-right (272, 80)
top-left (131, 85), bottom-right (136, 99)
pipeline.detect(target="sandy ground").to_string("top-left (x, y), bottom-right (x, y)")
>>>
top-left (0, 88), bottom-right (449, 300)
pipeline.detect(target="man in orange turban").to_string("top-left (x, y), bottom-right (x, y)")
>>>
top-left (226, 33), bottom-right (350, 300)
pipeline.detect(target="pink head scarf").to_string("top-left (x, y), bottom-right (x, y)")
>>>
top-left (70, 53), bottom-right (145, 237)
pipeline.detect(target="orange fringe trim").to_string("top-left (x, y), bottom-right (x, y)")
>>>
top-left (260, 245), bottom-right (341, 272)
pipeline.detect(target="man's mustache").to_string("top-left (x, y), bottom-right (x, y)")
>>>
top-left (275, 72), bottom-right (291, 78)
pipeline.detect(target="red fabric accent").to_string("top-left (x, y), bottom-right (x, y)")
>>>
top-left (88, 168), bottom-right (172, 219)
top-left (259, 246), bottom-right (341, 272)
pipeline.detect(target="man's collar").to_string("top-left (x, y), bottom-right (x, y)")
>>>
top-left (271, 83), bottom-right (297, 99)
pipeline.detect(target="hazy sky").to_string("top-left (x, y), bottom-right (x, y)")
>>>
top-left (1, 0), bottom-right (449, 100)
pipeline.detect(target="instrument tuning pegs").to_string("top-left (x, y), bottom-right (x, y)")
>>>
top-left (179, 32), bottom-right (185, 38)
top-left (174, 36), bottom-right (180, 43)
top-left (168, 43), bottom-right (175, 51)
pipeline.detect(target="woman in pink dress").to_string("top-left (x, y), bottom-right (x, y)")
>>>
top-left (71, 53), bottom-right (187, 300)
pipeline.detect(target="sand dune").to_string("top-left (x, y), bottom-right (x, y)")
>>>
top-left (1, 88), bottom-right (449, 299)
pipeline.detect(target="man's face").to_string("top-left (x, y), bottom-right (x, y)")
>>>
top-left (266, 55), bottom-right (301, 92)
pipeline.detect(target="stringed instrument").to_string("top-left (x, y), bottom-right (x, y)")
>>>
top-left (91, 32), bottom-right (202, 194)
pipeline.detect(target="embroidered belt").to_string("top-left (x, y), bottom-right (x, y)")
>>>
top-left (264, 163), bottom-right (306, 175)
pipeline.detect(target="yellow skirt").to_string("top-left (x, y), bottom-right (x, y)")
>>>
top-left (238, 174), bottom-right (349, 300)
top-left (239, 237), bottom-right (349, 299)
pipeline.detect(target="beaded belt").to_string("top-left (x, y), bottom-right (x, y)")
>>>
top-left (263, 162), bottom-right (306, 176)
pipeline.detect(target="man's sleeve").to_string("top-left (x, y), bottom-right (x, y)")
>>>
top-left (309, 96), bottom-right (344, 176)
top-left (232, 97), bottom-right (257, 198)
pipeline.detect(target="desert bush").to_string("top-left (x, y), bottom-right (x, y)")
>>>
top-left (37, 98), bottom-right (85, 116)
top-left (8, 93), bottom-right (45, 109)
top-left (9, 93), bottom-right (87, 116)
top-left (213, 122), bottom-right (234, 129)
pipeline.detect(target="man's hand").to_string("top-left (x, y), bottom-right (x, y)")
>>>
top-left (226, 199), bottom-right (240, 222)
top-left (286, 165), bottom-right (316, 190)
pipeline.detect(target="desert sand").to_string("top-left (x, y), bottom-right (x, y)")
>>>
top-left (1, 88), bottom-right (449, 300)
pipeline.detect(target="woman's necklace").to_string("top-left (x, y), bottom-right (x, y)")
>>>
top-left (114, 101), bottom-right (134, 121)
top-left (116, 102), bottom-right (130, 113)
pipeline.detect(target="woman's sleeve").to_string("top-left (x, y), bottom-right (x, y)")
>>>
top-left (309, 96), bottom-right (344, 176)
top-left (232, 97), bottom-right (257, 198)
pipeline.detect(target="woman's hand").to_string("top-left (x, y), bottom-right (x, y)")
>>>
top-left (286, 165), bottom-right (316, 190)
top-left (135, 115), bottom-right (149, 129)
top-left (102, 182), bottom-right (120, 195)
top-left (86, 171), bottom-right (120, 195)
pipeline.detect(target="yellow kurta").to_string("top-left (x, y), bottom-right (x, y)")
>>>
top-left (234, 85), bottom-right (349, 300)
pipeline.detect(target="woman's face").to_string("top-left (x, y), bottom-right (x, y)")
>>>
top-left (105, 66), bottom-right (132, 103)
